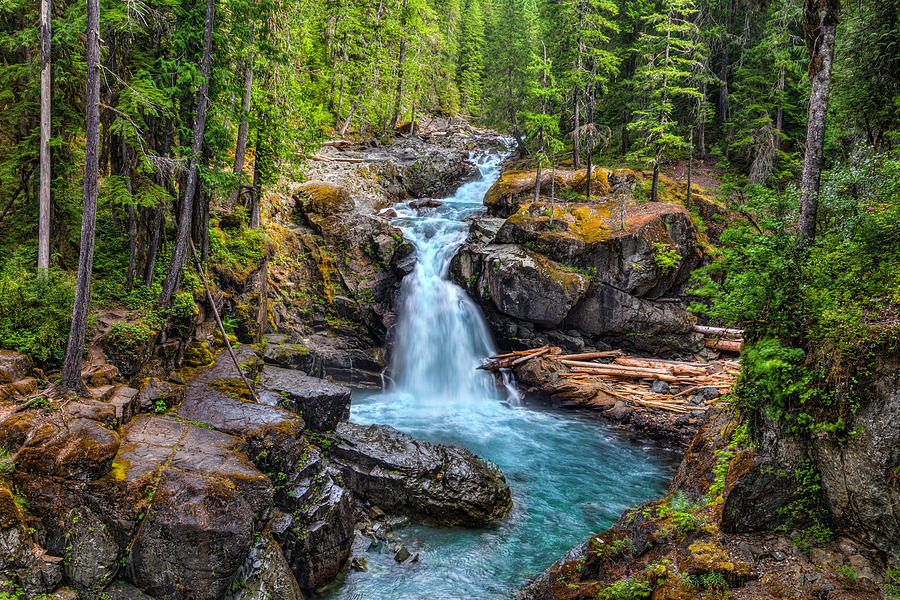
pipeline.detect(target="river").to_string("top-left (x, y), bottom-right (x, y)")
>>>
top-left (323, 151), bottom-right (677, 600)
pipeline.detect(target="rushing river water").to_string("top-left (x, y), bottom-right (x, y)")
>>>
top-left (323, 152), bottom-right (677, 600)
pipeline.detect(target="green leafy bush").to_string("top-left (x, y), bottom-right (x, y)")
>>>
top-left (106, 321), bottom-right (155, 353)
top-left (691, 148), bottom-right (900, 436)
top-left (0, 260), bottom-right (75, 365)
top-left (595, 575), bottom-right (652, 600)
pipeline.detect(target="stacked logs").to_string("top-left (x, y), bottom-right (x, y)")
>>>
top-left (694, 325), bottom-right (744, 353)
top-left (480, 346), bottom-right (740, 414)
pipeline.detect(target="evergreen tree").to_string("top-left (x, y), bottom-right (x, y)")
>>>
top-left (457, 0), bottom-right (486, 116)
top-left (627, 0), bottom-right (705, 202)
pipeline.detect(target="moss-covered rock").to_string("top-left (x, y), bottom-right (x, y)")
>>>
top-left (183, 342), bottom-right (215, 368)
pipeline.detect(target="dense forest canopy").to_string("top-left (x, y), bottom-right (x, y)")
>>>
top-left (0, 0), bottom-right (898, 382)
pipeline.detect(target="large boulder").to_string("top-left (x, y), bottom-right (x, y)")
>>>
top-left (273, 446), bottom-right (354, 591)
top-left (129, 468), bottom-right (255, 600)
top-left (327, 422), bottom-right (512, 526)
top-left (808, 354), bottom-right (900, 553)
top-left (15, 417), bottom-right (120, 482)
top-left (403, 149), bottom-right (479, 198)
top-left (259, 367), bottom-right (351, 432)
top-left (565, 285), bottom-right (701, 354)
top-left (225, 527), bottom-right (304, 600)
top-left (454, 244), bottom-right (591, 328)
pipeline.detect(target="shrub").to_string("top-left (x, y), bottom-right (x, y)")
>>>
top-left (106, 321), bottom-right (155, 354)
top-left (0, 260), bottom-right (75, 365)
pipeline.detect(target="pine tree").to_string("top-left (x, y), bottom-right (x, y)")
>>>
top-left (627, 0), bottom-right (705, 202)
top-left (486, 0), bottom-right (539, 152)
top-left (457, 0), bottom-right (486, 116)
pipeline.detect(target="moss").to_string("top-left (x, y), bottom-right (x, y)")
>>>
top-left (296, 184), bottom-right (353, 215)
top-left (109, 459), bottom-right (129, 482)
top-left (183, 342), bottom-right (215, 368)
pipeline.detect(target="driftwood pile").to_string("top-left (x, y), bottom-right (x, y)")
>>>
top-left (481, 345), bottom-right (740, 415)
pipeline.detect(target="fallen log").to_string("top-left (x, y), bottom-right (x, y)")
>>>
top-left (693, 325), bottom-right (743, 337)
top-left (310, 154), bottom-right (365, 163)
top-left (554, 350), bottom-right (623, 361)
top-left (704, 338), bottom-right (743, 352)
top-left (511, 347), bottom-right (550, 366)
top-left (560, 360), bottom-right (672, 375)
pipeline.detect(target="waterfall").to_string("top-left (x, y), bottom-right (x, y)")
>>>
top-left (385, 152), bottom-right (518, 404)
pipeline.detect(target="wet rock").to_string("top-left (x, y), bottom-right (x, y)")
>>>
top-left (260, 343), bottom-right (322, 375)
top-left (457, 244), bottom-right (591, 328)
top-left (225, 526), bottom-right (303, 600)
top-left (328, 422), bottom-right (512, 526)
top-left (275, 447), bottom-right (354, 591)
top-left (565, 285), bottom-right (700, 354)
top-left (394, 544), bottom-right (411, 563)
top-left (403, 150), bottom-right (478, 198)
top-left (408, 199), bottom-right (443, 209)
top-left (350, 557), bottom-right (367, 572)
top-left (129, 468), bottom-right (255, 600)
top-left (63, 505), bottom-right (119, 591)
top-left (259, 367), bottom-right (351, 431)
top-left (16, 418), bottom-right (119, 482)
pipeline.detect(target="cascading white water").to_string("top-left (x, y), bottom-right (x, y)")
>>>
top-left (387, 152), bottom-right (516, 404)
top-left (330, 149), bottom-right (675, 600)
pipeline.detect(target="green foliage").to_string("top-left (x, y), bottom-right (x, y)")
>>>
top-left (595, 574), bottom-right (652, 600)
top-left (652, 242), bottom-right (682, 271)
top-left (0, 448), bottom-right (15, 477)
top-left (692, 149), bottom-right (900, 436)
top-left (0, 259), bottom-right (75, 365)
top-left (106, 321), bottom-right (155, 354)
top-left (777, 459), bottom-right (833, 551)
top-left (885, 556), bottom-right (900, 600)
top-left (208, 225), bottom-right (266, 276)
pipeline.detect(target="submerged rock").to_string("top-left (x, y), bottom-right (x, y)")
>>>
top-left (328, 422), bottom-right (512, 526)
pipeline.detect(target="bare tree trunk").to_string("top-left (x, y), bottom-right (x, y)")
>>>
top-left (59, 0), bottom-right (100, 392)
top-left (775, 65), bottom-right (785, 150)
top-left (158, 0), bottom-right (215, 308)
top-left (390, 0), bottom-right (408, 130)
top-left (145, 118), bottom-right (171, 287)
top-left (573, 91), bottom-right (581, 169)
top-left (233, 65), bottom-right (253, 176)
top-left (334, 75), bottom-right (345, 130)
top-left (718, 5), bottom-right (732, 125)
top-left (122, 138), bottom-right (137, 290)
top-left (686, 127), bottom-right (693, 209)
top-left (38, 0), bottom-right (51, 275)
top-left (651, 160), bottom-right (660, 203)
top-left (250, 129), bottom-right (263, 229)
top-left (798, 0), bottom-right (840, 241)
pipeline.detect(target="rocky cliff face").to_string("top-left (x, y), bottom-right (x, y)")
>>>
top-left (0, 343), bottom-right (512, 599)
top-left (451, 166), bottom-right (710, 357)
top-left (721, 354), bottom-right (900, 556)
top-left (517, 351), bottom-right (900, 600)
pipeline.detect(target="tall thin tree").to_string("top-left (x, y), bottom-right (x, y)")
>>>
top-left (158, 0), bottom-right (215, 308)
top-left (797, 0), bottom-right (840, 240)
top-left (37, 0), bottom-right (51, 276)
top-left (59, 0), bottom-right (100, 392)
